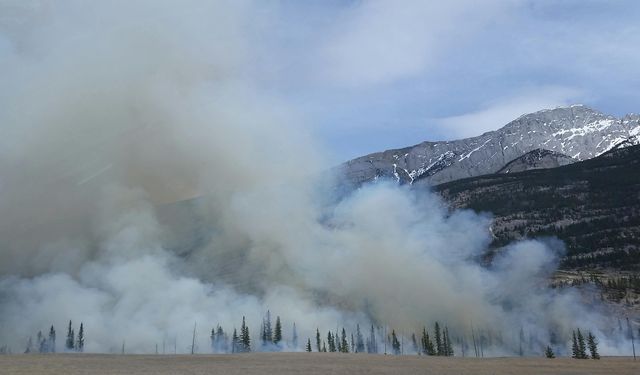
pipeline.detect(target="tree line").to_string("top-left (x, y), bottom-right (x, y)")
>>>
top-left (21, 320), bottom-right (85, 354)
top-left (8, 311), bottom-right (623, 359)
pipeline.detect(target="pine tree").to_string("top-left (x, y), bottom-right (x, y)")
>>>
top-left (76, 323), bottom-right (84, 352)
top-left (391, 330), bottom-right (401, 355)
top-left (240, 316), bottom-right (251, 352)
top-left (421, 327), bottom-right (435, 355)
top-left (587, 331), bottom-right (600, 360)
top-left (545, 345), bottom-right (555, 358)
top-left (292, 323), bottom-right (298, 349)
top-left (577, 329), bottom-right (588, 359)
top-left (316, 328), bottom-right (321, 352)
top-left (322, 342), bottom-right (327, 352)
top-left (273, 316), bottom-right (282, 345)
top-left (434, 322), bottom-right (443, 356)
top-left (305, 338), bottom-right (312, 352)
top-left (49, 325), bottom-right (56, 353)
top-left (262, 311), bottom-right (272, 347)
top-left (37, 331), bottom-right (46, 353)
top-left (355, 324), bottom-right (365, 353)
top-left (351, 333), bottom-right (355, 353)
top-left (519, 327), bottom-right (525, 356)
top-left (211, 325), bottom-right (226, 353)
top-left (367, 325), bottom-right (377, 353)
top-left (411, 333), bottom-right (418, 354)
top-left (231, 329), bottom-right (239, 353)
top-left (571, 330), bottom-right (579, 359)
top-left (340, 328), bottom-right (349, 353)
top-left (442, 328), bottom-right (449, 356)
top-left (25, 336), bottom-right (33, 354)
top-left (210, 328), bottom-right (216, 351)
top-left (219, 326), bottom-right (228, 352)
top-left (66, 321), bottom-right (74, 351)
top-left (327, 332), bottom-right (335, 352)
top-left (444, 327), bottom-right (454, 356)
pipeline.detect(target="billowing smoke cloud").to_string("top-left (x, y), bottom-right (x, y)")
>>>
top-left (0, 1), bottom-right (632, 355)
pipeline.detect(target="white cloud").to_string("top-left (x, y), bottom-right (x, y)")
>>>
top-left (317, 0), bottom-right (514, 88)
top-left (434, 86), bottom-right (586, 138)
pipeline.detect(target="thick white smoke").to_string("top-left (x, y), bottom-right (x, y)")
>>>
top-left (0, 1), bottom-right (632, 355)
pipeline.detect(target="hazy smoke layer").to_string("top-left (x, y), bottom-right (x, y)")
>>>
top-left (0, 1), bottom-right (630, 355)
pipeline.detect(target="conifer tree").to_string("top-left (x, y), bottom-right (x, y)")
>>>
top-left (273, 316), bottom-right (282, 345)
top-left (444, 327), bottom-right (454, 356)
top-left (351, 333), bottom-right (355, 353)
top-left (411, 333), bottom-right (418, 354)
top-left (305, 338), bottom-right (312, 352)
top-left (340, 328), bottom-right (349, 353)
top-left (577, 329), bottom-right (587, 359)
top-left (211, 325), bottom-right (226, 353)
top-left (355, 324), bottom-right (365, 353)
top-left (37, 331), bottom-right (46, 353)
top-left (316, 328), bottom-right (321, 352)
top-left (571, 330), bottom-right (579, 359)
top-left (240, 316), bottom-right (251, 352)
top-left (327, 332), bottom-right (335, 352)
top-left (434, 322), bottom-right (443, 356)
top-left (211, 328), bottom-right (218, 353)
top-left (292, 323), bottom-right (298, 349)
top-left (49, 325), bottom-right (56, 353)
top-left (442, 328), bottom-right (449, 356)
top-left (391, 330), bottom-right (401, 355)
top-left (367, 325), bottom-right (377, 353)
top-left (545, 345), bottom-right (555, 358)
top-left (66, 321), bottom-right (74, 351)
top-left (322, 342), bottom-right (327, 352)
top-left (220, 326), bottom-right (227, 352)
top-left (25, 336), bottom-right (33, 354)
top-left (259, 322), bottom-right (264, 346)
top-left (76, 323), bottom-right (84, 352)
top-left (421, 327), bottom-right (435, 355)
top-left (587, 331), bottom-right (600, 360)
top-left (262, 311), bottom-right (272, 347)
top-left (232, 329), bottom-right (239, 353)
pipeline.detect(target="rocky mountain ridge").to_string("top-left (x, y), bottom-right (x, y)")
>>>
top-left (340, 105), bottom-right (640, 188)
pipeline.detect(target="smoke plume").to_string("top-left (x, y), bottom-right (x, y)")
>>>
top-left (0, 0), bottom-right (632, 355)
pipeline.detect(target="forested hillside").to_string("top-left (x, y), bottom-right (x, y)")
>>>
top-left (436, 145), bottom-right (640, 270)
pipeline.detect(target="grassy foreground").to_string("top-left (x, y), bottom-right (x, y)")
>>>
top-left (1, 353), bottom-right (638, 375)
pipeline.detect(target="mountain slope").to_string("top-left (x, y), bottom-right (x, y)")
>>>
top-left (435, 144), bottom-right (640, 270)
top-left (340, 105), bottom-right (640, 188)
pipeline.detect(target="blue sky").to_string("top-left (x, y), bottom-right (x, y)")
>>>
top-left (247, 0), bottom-right (640, 161)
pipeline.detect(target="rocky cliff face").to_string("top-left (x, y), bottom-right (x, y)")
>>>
top-left (339, 105), bottom-right (640, 188)
top-left (497, 149), bottom-right (574, 174)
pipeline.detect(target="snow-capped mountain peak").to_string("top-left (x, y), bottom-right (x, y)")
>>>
top-left (339, 105), bottom-right (640, 188)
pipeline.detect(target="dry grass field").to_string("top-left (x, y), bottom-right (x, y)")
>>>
top-left (1, 353), bottom-right (639, 375)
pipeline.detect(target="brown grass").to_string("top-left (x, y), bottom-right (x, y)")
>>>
top-left (1, 353), bottom-right (639, 375)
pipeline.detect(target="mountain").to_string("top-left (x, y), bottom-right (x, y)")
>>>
top-left (435, 144), bottom-right (640, 270)
top-left (497, 149), bottom-right (574, 174)
top-left (339, 105), bottom-right (640, 188)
